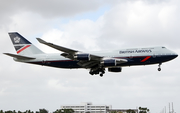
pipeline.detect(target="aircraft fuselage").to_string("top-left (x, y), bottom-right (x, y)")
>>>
top-left (14, 47), bottom-right (178, 69)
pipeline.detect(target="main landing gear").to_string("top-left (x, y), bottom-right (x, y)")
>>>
top-left (158, 63), bottom-right (162, 71)
top-left (89, 68), bottom-right (105, 77)
top-left (100, 71), bottom-right (105, 77)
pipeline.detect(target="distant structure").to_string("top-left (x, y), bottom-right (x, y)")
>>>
top-left (61, 102), bottom-right (138, 113)
top-left (61, 102), bottom-right (111, 113)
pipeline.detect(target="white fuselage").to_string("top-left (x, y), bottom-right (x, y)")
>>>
top-left (14, 46), bottom-right (178, 69)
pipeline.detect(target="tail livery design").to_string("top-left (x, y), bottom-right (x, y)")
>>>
top-left (8, 32), bottom-right (43, 55)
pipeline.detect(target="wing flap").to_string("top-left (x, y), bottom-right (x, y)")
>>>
top-left (4, 53), bottom-right (36, 60)
top-left (90, 54), bottom-right (102, 61)
top-left (77, 60), bottom-right (99, 68)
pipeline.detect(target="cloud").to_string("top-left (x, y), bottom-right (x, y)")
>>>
top-left (0, 0), bottom-right (180, 113)
top-left (0, 0), bottom-right (103, 18)
top-left (97, 0), bottom-right (180, 49)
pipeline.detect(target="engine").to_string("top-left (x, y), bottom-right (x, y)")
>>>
top-left (108, 67), bottom-right (122, 72)
top-left (101, 59), bottom-right (116, 67)
top-left (74, 54), bottom-right (90, 60)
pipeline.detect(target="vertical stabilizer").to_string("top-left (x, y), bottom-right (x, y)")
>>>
top-left (8, 32), bottom-right (44, 55)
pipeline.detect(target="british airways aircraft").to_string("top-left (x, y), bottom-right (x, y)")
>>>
top-left (4, 32), bottom-right (178, 77)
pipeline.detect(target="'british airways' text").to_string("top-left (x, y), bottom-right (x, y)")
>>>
top-left (119, 50), bottom-right (152, 54)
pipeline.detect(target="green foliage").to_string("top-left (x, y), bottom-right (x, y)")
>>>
top-left (53, 109), bottom-right (74, 113)
top-left (63, 109), bottom-right (74, 113)
top-left (110, 111), bottom-right (117, 113)
top-left (39, 109), bottom-right (48, 113)
top-left (53, 109), bottom-right (61, 113)
top-left (0, 109), bottom-right (74, 113)
top-left (126, 109), bottom-right (136, 113)
top-left (0, 110), bottom-right (35, 113)
top-left (26, 110), bottom-right (34, 113)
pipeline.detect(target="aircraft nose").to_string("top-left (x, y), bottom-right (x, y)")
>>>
top-left (173, 53), bottom-right (178, 59)
top-left (175, 54), bottom-right (178, 58)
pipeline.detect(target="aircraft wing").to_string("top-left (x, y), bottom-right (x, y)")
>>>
top-left (4, 53), bottom-right (36, 60)
top-left (36, 38), bottom-right (78, 54)
top-left (37, 38), bottom-right (127, 68)
top-left (37, 38), bottom-right (103, 61)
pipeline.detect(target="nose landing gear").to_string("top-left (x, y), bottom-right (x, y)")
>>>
top-left (158, 63), bottom-right (162, 71)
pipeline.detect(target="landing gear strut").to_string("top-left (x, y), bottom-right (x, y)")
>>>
top-left (89, 68), bottom-right (105, 77)
top-left (158, 63), bottom-right (162, 71)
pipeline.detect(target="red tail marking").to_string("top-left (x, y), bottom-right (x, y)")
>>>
top-left (17, 45), bottom-right (31, 54)
top-left (141, 56), bottom-right (151, 62)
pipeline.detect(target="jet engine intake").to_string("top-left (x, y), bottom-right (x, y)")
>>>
top-left (74, 54), bottom-right (90, 60)
top-left (101, 59), bottom-right (116, 67)
top-left (108, 67), bottom-right (122, 72)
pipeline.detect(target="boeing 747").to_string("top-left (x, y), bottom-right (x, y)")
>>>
top-left (4, 32), bottom-right (178, 77)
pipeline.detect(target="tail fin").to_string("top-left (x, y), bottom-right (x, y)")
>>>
top-left (8, 32), bottom-right (44, 55)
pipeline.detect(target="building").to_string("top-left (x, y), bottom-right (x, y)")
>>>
top-left (61, 102), bottom-right (138, 113)
top-left (61, 102), bottom-right (112, 113)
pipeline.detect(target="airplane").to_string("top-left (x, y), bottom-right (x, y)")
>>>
top-left (4, 32), bottom-right (178, 77)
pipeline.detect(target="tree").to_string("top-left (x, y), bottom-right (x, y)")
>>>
top-left (5, 111), bottom-right (14, 113)
top-left (126, 109), bottom-right (136, 113)
top-left (110, 111), bottom-right (117, 113)
top-left (39, 109), bottom-right (48, 113)
top-left (53, 109), bottom-right (62, 113)
top-left (53, 109), bottom-right (74, 113)
top-left (63, 109), bottom-right (74, 113)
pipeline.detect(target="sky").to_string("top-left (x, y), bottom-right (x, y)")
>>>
top-left (0, 0), bottom-right (180, 113)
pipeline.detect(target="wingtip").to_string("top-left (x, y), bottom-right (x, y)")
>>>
top-left (36, 38), bottom-right (46, 44)
top-left (3, 53), bottom-right (9, 55)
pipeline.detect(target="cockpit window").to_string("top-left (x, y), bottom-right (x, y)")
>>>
top-left (162, 47), bottom-right (165, 48)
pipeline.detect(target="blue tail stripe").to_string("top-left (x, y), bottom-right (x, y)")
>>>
top-left (14, 45), bottom-right (24, 51)
top-left (8, 32), bottom-right (31, 44)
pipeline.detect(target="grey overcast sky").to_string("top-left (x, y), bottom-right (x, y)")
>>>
top-left (0, 0), bottom-right (180, 113)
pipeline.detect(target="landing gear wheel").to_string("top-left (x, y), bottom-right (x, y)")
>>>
top-left (89, 67), bottom-right (105, 77)
top-left (158, 68), bottom-right (161, 71)
top-left (89, 71), bottom-right (94, 75)
top-left (158, 63), bottom-right (162, 71)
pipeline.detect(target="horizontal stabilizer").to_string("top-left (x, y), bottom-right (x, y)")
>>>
top-left (4, 53), bottom-right (36, 60)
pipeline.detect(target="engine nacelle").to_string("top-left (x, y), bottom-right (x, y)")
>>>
top-left (101, 59), bottom-right (116, 67)
top-left (108, 67), bottom-right (122, 72)
top-left (74, 54), bottom-right (90, 60)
